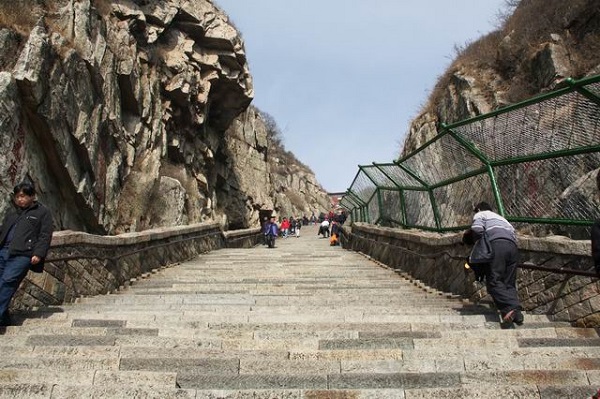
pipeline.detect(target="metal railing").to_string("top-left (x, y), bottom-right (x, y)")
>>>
top-left (342, 75), bottom-right (600, 239)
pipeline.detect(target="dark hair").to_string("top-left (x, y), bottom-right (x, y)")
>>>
top-left (13, 182), bottom-right (36, 196)
top-left (473, 201), bottom-right (492, 212)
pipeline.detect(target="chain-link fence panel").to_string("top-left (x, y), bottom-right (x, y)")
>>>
top-left (453, 90), bottom-right (600, 162)
top-left (585, 81), bottom-right (600, 98)
top-left (360, 165), bottom-right (398, 188)
top-left (342, 75), bottom-right (600, 235)
top-left (401, 132), bottom-right (486, 186)
top-left (340, 197), bottom-right (355, 211)
top-left (379, 188), bottom-right (404, 226)
top-left (433, 172), bottom-right (497, 230)
top-left (366, 200), bottom-right (380, 224)
top-left (350, 170), bottom-right (378, 204)
top-left (374, 163), bottom-right (423, 188)
top-left (404, 190), bottom-right (436, 229)
top-left (497, 153), bottom-right (600, 238)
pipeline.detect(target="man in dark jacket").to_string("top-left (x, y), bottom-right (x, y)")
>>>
top-left (264, 216), bottom-right (278, 248)
top-left (0, 182), bottom-right (53, 326)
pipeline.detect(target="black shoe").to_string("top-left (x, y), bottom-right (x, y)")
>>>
top-left (513, 309), bottom-right (524, 326)
top-left (502, 309), bottom-right (524, 326)
top-left (0, 312), bottom-right (11, 327)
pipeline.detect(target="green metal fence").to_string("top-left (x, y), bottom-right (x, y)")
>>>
top-left (342, 75), bottom-right (600, 238)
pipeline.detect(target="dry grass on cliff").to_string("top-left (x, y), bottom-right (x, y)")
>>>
top-left (451, 31), bottom-right (505, 71)
top-left (506, 1), bottom-right (600, 74)
top-left (426, 31), bottom-right (506, 115)
top-left (92, 0), bottom-right (113, 17)
top-left (0, 0), bottom-right (45, 34)
top-left (422, 0), bottom-right (600, 118)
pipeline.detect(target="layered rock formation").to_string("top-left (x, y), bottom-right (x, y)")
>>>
top-left (217, 105), bottom-right (331, 229)
top-left (0, 0), bottom-right (330, 234)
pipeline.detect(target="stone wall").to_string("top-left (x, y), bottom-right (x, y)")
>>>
top-left (342, 223), bottom-right (600, 327)
top-left (11, 223), bottom-right (262, 311)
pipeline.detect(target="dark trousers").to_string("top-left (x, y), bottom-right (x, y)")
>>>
top-left (0, 248), bottom-right (31, 319)
top-left (318, 226), bottom-right (329, 237)
top-left (485, 239), bottom-right (520, 315)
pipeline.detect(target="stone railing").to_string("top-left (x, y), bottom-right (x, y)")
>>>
top-left (341, 223), bottom-right (599, 327)
top-left (12, 223), bottom-right (262, 311)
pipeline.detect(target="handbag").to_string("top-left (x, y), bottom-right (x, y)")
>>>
top-left (468, 231), bottom-right (494, 264)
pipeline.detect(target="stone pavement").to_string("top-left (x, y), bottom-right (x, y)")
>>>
top-left (1, 225), bottom-right (600, 398)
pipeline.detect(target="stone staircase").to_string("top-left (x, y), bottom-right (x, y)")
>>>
top-left (1, 226), bottom-right (599, 398)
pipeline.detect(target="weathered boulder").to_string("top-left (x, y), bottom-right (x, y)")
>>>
top-left (530, 34), bottom-right (573, 89)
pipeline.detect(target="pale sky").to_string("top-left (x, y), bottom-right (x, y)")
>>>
top-left (214, 1), bottom-right (509, 192)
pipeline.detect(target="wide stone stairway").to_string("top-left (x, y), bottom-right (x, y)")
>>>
top-left (1, 226), bottom-right (600, 398)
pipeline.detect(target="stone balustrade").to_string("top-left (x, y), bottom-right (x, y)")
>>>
top-left (12, 223), bottom-right (262, 312)
top-left (341, 223), bottom-right (600, 327)
top-left (15, 220), bottom-right (598, 328)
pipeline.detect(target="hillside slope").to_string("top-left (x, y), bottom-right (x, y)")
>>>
top-left (403, 0), bottom-right (600, 154)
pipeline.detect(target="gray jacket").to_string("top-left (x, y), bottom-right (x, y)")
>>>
top-left (471, 210), bottom-right (516, 244)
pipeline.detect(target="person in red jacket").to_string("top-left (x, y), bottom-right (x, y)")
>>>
top-left (280, 217), bottom-right (290, 238)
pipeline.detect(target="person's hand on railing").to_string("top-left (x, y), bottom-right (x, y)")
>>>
top-left (462, 229), bottom-right (475, 246)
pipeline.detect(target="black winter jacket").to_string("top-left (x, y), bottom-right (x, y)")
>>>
top-left (0, 202), bottom-right (53, 263)
top-left (592, 220), bottom-right (600, 274)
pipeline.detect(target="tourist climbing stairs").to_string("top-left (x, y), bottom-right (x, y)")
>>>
top-left (1, 226), bottom-right (599, 398)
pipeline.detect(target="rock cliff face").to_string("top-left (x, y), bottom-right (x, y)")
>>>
top-left (217, 105), bottom-right (331, 229)
top-left (0, 0), bottom-right (330, 234)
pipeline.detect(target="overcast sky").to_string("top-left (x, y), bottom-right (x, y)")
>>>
top-left (214, 1), bottom-right (508, 193)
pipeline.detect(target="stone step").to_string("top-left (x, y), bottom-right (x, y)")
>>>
top-left (0, 384), bottom-right (196, 399)
top-left (73, 295), bottom-right (458, 306)
top-left (12, 316), bottom-right (507, 331)
top-left (21, 312), bottom-right (512, 325)
top-left (0, 385), bottom-right (597, 399)
top-left (13, 346), bottom-right (583, 374)
top-left (0, 355), bottom-right (119, 370)
top-left (1, 325), bottom-right (160, 337)
top-left (404, 385), bottom-right (598, 399)
top-left (123, 295), bottom-right (445, 305)
top-left (0, 369), bottom-right (176, 388)
top-left (290, 345), bottom-right (600, 362)
top-left (169, 369), bottom-right (594, 390)
top-left (1, 233), bottom-right (597, 397)
top-left (58, 302), bottom-right (495, 314)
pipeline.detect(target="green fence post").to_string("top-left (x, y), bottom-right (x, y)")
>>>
top-left (566, 77), bottom-right (600, 107)
top-left (359, 165), bottom-right (386, 225)
top-left (373, 162), bottom-right (407, 227)
top-left (346, 189), bottom-right (367, 222)
top-left (394, 162), bottom-right (441, 231)
top-left (444, 125), bottom-right (507, 216)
